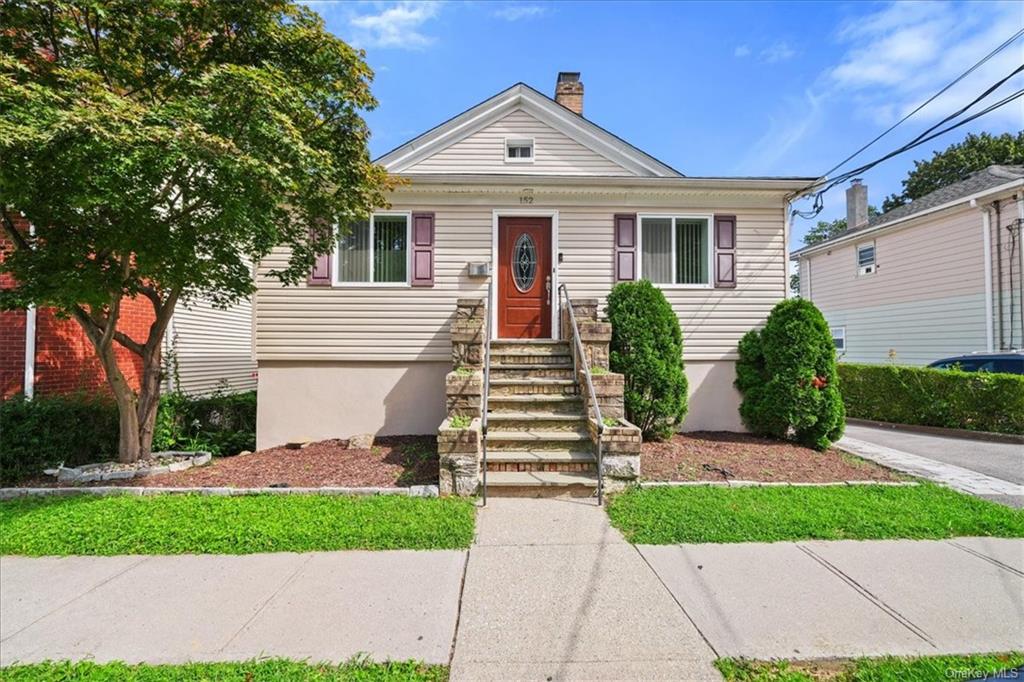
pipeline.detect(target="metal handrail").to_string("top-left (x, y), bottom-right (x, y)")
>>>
top-left (558, 284), bottom-right (604, 505)
top-left (480, 276), bottom-right (493, 505)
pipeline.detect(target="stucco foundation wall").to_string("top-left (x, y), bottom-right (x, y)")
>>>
top-left (256, 361), bottom-right (450, 450)
top-left (680, 360), bottom-right (744, 432)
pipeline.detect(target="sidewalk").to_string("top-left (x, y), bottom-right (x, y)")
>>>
top-left (0, 550), bottom-right (465, 666)
top-left (839, 423), bottom-right (1024, 508)
top-left (449, 498), bottom-right (720, 681)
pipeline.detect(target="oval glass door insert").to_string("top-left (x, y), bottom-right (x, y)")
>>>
top-left (512, 233), bottom-right (537, 292)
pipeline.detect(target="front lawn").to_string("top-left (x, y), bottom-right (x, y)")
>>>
top-left (0, 494), bottom-right (475, 555)
top-left (0, 659), bottom-right (447, 681)
top-left (607, 483), bottom-right (1024, 544)
top-left (716, 652), bottom-right (1024, 681)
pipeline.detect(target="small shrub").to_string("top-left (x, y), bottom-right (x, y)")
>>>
top-left (448, 415), bottom-right (471, 429)
top-left (153, 390), bottom-right (256, 455)
top-left (839, 363), bottom-right (1024, 434)
top-left (0, 393), bottom-right (119, 485)
top-left (735, 298), bottom-right (844, 450)
top-left (606, 280), bottom-right (687, 440)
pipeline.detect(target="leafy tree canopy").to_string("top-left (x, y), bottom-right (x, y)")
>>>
top-left (802, 206), bottom-right (880, 247)
top-left (882, 132), bottom-right (1024, 212)
top-left (0, 0), bottom-right (393, 461)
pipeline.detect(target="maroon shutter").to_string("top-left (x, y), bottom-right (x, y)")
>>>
top-left (614, 213), bottom-right (637, 281)
top-left (307, 226), bottom-right (332, 286)
top-left (714, 214), bottom-right (737, 288)
top-left (411, 212), bottom-right (435, 287)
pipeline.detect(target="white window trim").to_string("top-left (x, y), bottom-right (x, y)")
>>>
top-left (856, 241), bottom-right (876, 276)
top-left (504, 136), bottom-right (535, 164)
top-left (636, 213), bottom-right (714, 289)
top-left (331, 211), bottom-right (413, 288)
top-left (830, 326), bottom-right (846, 353)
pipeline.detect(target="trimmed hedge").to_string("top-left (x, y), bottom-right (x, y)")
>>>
top-left (735, 299), bottom-right (845, 450)
top-left (1, 390), bottom-right (256, 485)
top-left (839, 363), bottom-right (1024, 435)
top-left (606, 280), bottom-right (688, 440)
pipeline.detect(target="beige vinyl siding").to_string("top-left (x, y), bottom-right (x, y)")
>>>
top-left (168, 295), bottom-right (257, 394)
top-left (255, 188), bottom-right (788, 363)
top-left (803, 204), bottom-right (995, 365)
top-left (406, 110), bottom-right (634, 176)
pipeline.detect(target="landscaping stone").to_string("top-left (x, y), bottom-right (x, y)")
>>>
top-left (347, 433), bottom-right (374, 450)
top-left (192, 453), bottom-right (212, 466)
top-left (602, 454), bottom-right (640, 479)
top-left (285, 439), bottom-right (311, 450)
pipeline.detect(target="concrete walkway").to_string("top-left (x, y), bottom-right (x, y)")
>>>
top-left (0, 550), bottom-right (465, 666)
top-left (449, 498), bottom-right (720, 681)
top-left (839, 424), bottom-right (1024, 507)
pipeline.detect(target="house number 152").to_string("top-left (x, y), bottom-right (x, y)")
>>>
top-left (519, 190), bottom-right (534, 204)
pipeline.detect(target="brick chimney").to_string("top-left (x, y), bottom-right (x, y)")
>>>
top-left (554, 72), bottom-right (583, 116)
top-left (846, 178), bottom-right (868, 230)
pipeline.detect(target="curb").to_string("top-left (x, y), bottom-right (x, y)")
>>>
top-left (0, 485), bottom-right (440, 501)
top-left (638, 480), bottom-right (919, 489)
top-left (846, 418), bottom-right (1024, 445)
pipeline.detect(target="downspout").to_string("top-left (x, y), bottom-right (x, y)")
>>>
top-left (994, 201), bottom-right (1004, 349)
top-left (977, 200), bottom-right (995, 352)
top-left (22, 221), bottom-right (36, 398)
top-left (1016, 192), bottom-right (1024, 348)
top-left (783, 196), bottom-right (791, 298)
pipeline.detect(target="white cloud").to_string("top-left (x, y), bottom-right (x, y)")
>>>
top-left (760, 41), bottom-right (796, 63)
top-left (349, 1), bottom-right (442, 49)
top-left (493, 4), bottom-right (546, 21)
top-left (734, 44), bottom-right (751, 58)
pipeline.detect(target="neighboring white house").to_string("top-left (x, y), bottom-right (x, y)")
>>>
top-left (253, 73), bottom-right (814, 449)
top-left (792, 166), bottom-right (1024, 365)
top-left (164, 294), bottom-right (257, 395)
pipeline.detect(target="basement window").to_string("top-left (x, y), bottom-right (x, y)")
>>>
top-left (505, 138), bottom-right (534, 163)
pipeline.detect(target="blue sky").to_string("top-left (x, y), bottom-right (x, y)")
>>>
top-left (306, 0), bottom-right (1023, 248)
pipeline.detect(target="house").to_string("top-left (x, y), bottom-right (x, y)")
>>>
top-left (254, 72), bottom-right (813, 457)
top-left (792, 166), bottom-right (1024, 365)
top-left (1, 217), bottom-right (257, 399)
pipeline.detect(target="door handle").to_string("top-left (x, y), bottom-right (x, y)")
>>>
top-left (545, 274), bottom-right (551, 295)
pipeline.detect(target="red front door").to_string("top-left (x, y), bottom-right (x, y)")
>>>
top-left (498, 217), bottom-right (552, 339)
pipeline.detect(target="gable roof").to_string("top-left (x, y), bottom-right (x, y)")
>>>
top-left (792, 164), bottom-right (1024, 258)
top-left (374, 82), bottom-right (683, 178)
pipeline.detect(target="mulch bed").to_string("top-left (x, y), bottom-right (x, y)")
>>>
top-left (25, 436), bottom-right (438, 489)
top-left (642, 431), bottom-right (903, 483)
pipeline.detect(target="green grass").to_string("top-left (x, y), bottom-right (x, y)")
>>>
top-left (607, 483), bottom-right (1024, 544)
top-left (0, 659), bottom-right (447, 681)
top-left (716, 652), bottom-right (1024, 681)
top-left (0, 494), bottom-right (476, 556)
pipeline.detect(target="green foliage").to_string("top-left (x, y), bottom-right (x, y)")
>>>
top-left (606, 281), bottom-right (688, 440)
top-left (606, 484), bottom-right (1024, 544)
top-left (0, 393), bottom-right (120, 485)
top-left (0, 494), bottom-right (477, 555)
top-left (716, 653), bottom-right (1024, 681)
top-left (448, 415), bottom-right (471, 429)
top-left (802, 206), bottom-right (880, 246)
top-left (735, 299), bottom-right (845, 450)
top-left (882, 132), bottom-right (1024, 212)
top-left (1, 390), bottom-right (257, 484)
top-left (0, 658), bottom-right (450, 681)
top-left (153, 390), bottom-right (257, 455)
top-left (839, 364), bottom-right (1024, 435)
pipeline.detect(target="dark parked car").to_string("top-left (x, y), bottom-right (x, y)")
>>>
top-left (928, 352), bottom-right (1024, 375)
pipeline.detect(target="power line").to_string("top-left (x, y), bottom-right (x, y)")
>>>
top-left (817, 27), bottom-right (1024, 183)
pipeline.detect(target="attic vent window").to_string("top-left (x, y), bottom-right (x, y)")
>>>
top-left (505, 138), bottom-right (534, 163)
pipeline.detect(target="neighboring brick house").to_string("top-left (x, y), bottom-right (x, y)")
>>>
top-left (1, 215), bottom-right (257, 399)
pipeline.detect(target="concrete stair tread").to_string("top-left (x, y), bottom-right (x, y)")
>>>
top-left (487, 411), bottom-right (584, 421)
top-left (487, 376), bottom-right (577, 382)
top-left (491, 362), bottom-right (572, 369)
top-left (487, 394), bottom-right (582, 402)
top-left (483, 471), bottom-right (599, 487)
top-left (485, 449), bottom-right (595, 463)
top-left (487, 430), bottom-right (590, 442)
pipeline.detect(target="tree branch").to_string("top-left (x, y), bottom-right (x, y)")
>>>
top-left (1, 208), bottom-right (30, 250)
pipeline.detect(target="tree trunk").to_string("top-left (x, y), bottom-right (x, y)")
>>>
top-left (94, 340), bottom-right (144, 463)
top-left (136, 344), bottom-right (164, 459)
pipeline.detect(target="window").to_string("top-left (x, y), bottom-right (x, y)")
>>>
top-left (857, 242), bottom-right (876, 275)
top-left (830, 326), bottom-right (846, 353)
top-left (505, 138), bottom-right (534, 162)
top-left (336, 214), bottom-right (409, 285)
top-left (639, 215), bottom-right (711, 286)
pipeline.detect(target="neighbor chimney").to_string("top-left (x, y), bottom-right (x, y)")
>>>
top-left (846, 178), bottom-right (868, 230)
top-left (554, 72), bottom-right (583, 116)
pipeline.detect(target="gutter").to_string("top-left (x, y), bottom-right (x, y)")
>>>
top-left (791, 177), bottom-right (1024, 259)
top-left (396, 173), bottom-right (819, 193)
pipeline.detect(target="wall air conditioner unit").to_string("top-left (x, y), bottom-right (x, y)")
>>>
top-left (859, 263), bottom-right (875, 275)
